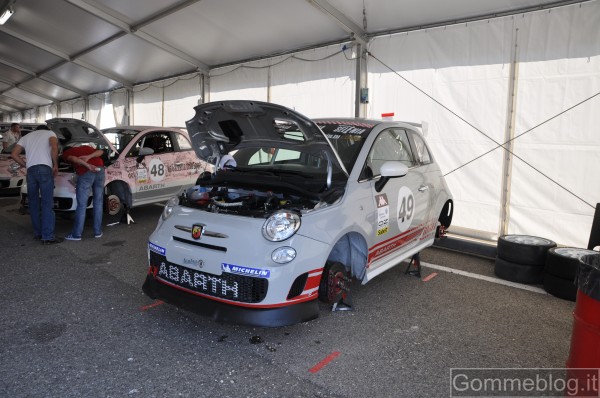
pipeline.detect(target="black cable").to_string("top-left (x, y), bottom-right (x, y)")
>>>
top-left (367, 51), bottom-right (597, 209)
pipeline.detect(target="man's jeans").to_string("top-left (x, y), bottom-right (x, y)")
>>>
top-left (71, 169), bottom-right (105, 238)
top-left (27, 164), bottom-right (55, 240)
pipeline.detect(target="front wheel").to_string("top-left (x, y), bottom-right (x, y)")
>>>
top-left (104, 193), bottom-right (125, 224)
top-left (318, 261), bottom-right (350, 304)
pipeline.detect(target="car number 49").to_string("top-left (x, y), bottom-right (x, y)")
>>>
top-left (397, 186), bottom-right (415, 232)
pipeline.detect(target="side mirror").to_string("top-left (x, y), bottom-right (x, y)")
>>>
top-left (375, 161), bottom-right (409, 192)
top-left (137, 147), bottom-right (154, 163)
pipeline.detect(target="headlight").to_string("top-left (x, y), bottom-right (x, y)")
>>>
top-left (271, 247), bottom-right (297, 264)
top-left (162, 196), bottom-right (179, 220)
top-left (262, 211), bottom-right (301, 242)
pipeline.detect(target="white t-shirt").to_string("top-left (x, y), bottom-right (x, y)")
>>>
top-left (2, 130), bottom-right (20, 149)
top-left (16, 130), bottom-right (57, 169)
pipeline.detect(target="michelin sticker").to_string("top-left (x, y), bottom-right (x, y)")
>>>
top-left (149, 242), bottom-right (166, 256)
top-left (375, 194), bottom-right (389, 236)
top-left (222, 263), bottom-right (270, 279)
top-left (397, 186), bottom-right (415, 232)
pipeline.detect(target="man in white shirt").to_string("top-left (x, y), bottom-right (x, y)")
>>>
top-left (11, 125), bottom-right (62, 244)
top-left (2, 123), bottom-right (21, 153)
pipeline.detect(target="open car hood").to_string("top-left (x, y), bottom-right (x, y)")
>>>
top-left (185, 101), bottom-right (348, 175)
top-left (46, 118), bottom-right (117, 154)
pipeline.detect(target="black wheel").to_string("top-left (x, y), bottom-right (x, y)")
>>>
top-left (545, 247), bottom-right (598, 280)
top-left (104, 193), bottom-right (125, 224)
top-left (494, 256), bottom-right (544, 284)
top-left (318, 262), bottom-right (349, 304)
top-left (543, 272), bottom-right (577, 301)
top-left (497, 235), bottom-right (556, 266)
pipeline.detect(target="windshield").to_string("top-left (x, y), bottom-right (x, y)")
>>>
top-left (102, 128), bottom-right (140, 153)
top-left (315, 121), bottom-right (373, 173)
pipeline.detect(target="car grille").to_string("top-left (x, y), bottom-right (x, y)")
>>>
top-left (150, 252), bottom-right (268, 303)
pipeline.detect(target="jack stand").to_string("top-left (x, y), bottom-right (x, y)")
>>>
top-left (332, 274), bottom-right (353, 312)
top-left (405, 252), bottom-right (421, 278)
top-left (332, 292), bottom-right (353, 312)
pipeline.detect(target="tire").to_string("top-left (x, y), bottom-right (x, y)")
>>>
top-left (104, 193), bottom-right (126, 224)
top-left (494, 256), bottom-right (544, 284)
top-left (543, 273), bottom-right (577, 301)
top-left (545, 247), bottom-right (598, 280)
top-left (318, 262), bottom-right (349, 304)
top-left (497, 235), bottom-right (556, 266)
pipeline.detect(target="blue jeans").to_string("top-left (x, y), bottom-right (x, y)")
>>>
top-left (27, 164), bottom-right (55, 240)
top-left (71, 169), bottom-right (105, 238)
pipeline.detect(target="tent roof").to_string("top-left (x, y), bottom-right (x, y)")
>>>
top-left (0, 0), bottom-right (584, 114)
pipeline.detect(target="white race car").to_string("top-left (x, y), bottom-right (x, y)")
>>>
top-left (143, 101), bottom-right (453, 327)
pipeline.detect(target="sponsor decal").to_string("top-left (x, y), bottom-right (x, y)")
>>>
top-left (139, 183), bottom-right (165, 191)
top-left (149, 242), bottom-right (166, 255)
top-left (158, 262), bottom-right (239, 298)
top-left (397, 186), bottom-right (415, 232)
top-left (332, 125), bottom-right (367, 135)
top-left (191, 224), bottom-right (204, 240)
top-left (182, 258), bottom-right (204, 268)
top-left (167, 161), bottom-right (203, 173)
top-left (222, 263), bottom-right (270, 279)
top-left (137, 167), bottom-right (148, 183)
top-left (367, 226), bottom-right (424, 264)
top-left (375, 194), bottom-right (390, 236)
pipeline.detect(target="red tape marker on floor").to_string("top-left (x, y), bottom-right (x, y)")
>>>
top-left (309, 351), bottom-right (341, 373)
top-left (140, 300), bottom-right (164, 311)
top-left (422, 272), bottom-right (438, 282)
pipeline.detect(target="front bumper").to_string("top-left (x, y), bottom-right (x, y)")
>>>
top-left (142, 272), bottom-right (319, 327)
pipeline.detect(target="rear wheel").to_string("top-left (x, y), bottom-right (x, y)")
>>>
top-left (318, 262), bottom-right (350, 304)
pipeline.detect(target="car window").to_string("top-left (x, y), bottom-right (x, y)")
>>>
top-left (362, 129), bottom-right (416, 179)
top-left (410, 132), bottom-right (432, 165)
top-left (175, 133), bottom-right (192, 151)
top-left (127, 132), bottom-right (173, 157)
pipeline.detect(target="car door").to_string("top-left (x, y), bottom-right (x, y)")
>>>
top-left (129, 131), bottom-right (182, 203)
top-left (364, 128), bottom-right (431, 270)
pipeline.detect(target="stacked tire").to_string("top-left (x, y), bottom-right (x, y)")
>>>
top-left (495, 235), bottom-right (556, 284)
top-left (544, 247), bottom-right (598, 301)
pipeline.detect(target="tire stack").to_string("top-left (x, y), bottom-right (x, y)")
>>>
top-left (495, 235), bottom-right (556, 284)
top-left (544, 247), bottom-right (598, 301)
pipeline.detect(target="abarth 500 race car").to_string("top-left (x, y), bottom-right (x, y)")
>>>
top-left (20, 119), bottom-right (206, 222)
top-left (143, 101), bottom-right (453, 327)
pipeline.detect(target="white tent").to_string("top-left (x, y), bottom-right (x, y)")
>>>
top-left (1, 0), bottom-right (598, 248)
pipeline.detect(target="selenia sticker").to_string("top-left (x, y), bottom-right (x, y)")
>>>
top-left (148, 158), bottom-right (166, 182)
top-left (396, 186), bottom-right (415, 232)
top-left (375, 194), bottom-right (389, 236)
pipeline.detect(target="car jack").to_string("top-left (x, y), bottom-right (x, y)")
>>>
top-left (404, 252), bottom-right (421, 278)
top-left (332, 275), bottom-right (353, 312)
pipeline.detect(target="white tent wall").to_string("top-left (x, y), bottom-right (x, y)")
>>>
top-left (270, 46), bottom-right (356, 118)
top-left (132, 84), bottom-right (163, 126)
top-left (88, 94), bottom-right (104, 129)
top-left (367, 18), bottom-right (514, 240)
top-left (163, 74), bottom-right (202, 127)
top-left (110, 89), bottom-right (129, 127)
top-left (58, 99), bottom-right (85, 120)
top-left (209, 61), bottom-right (270, 102)
top-left (367, 3), bottom-right (599, 247)
top-left (508, 3), bottom-right (600, 247)
top-left (130, 73), bottom-right (203, 127)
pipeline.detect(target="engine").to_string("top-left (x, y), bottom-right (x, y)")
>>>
top-left (180, 185), bottom-right (320, 217)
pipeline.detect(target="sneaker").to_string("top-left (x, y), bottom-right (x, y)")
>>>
top-left (64, 234), bottom-right (81, 241)
top-left (42, 237), bottom-right (64, 245)
top-left (94, 232), bottom-right (103, 238)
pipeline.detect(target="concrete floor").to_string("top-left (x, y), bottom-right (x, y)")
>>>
top-left (0, 195), bottom-right (577, 397)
